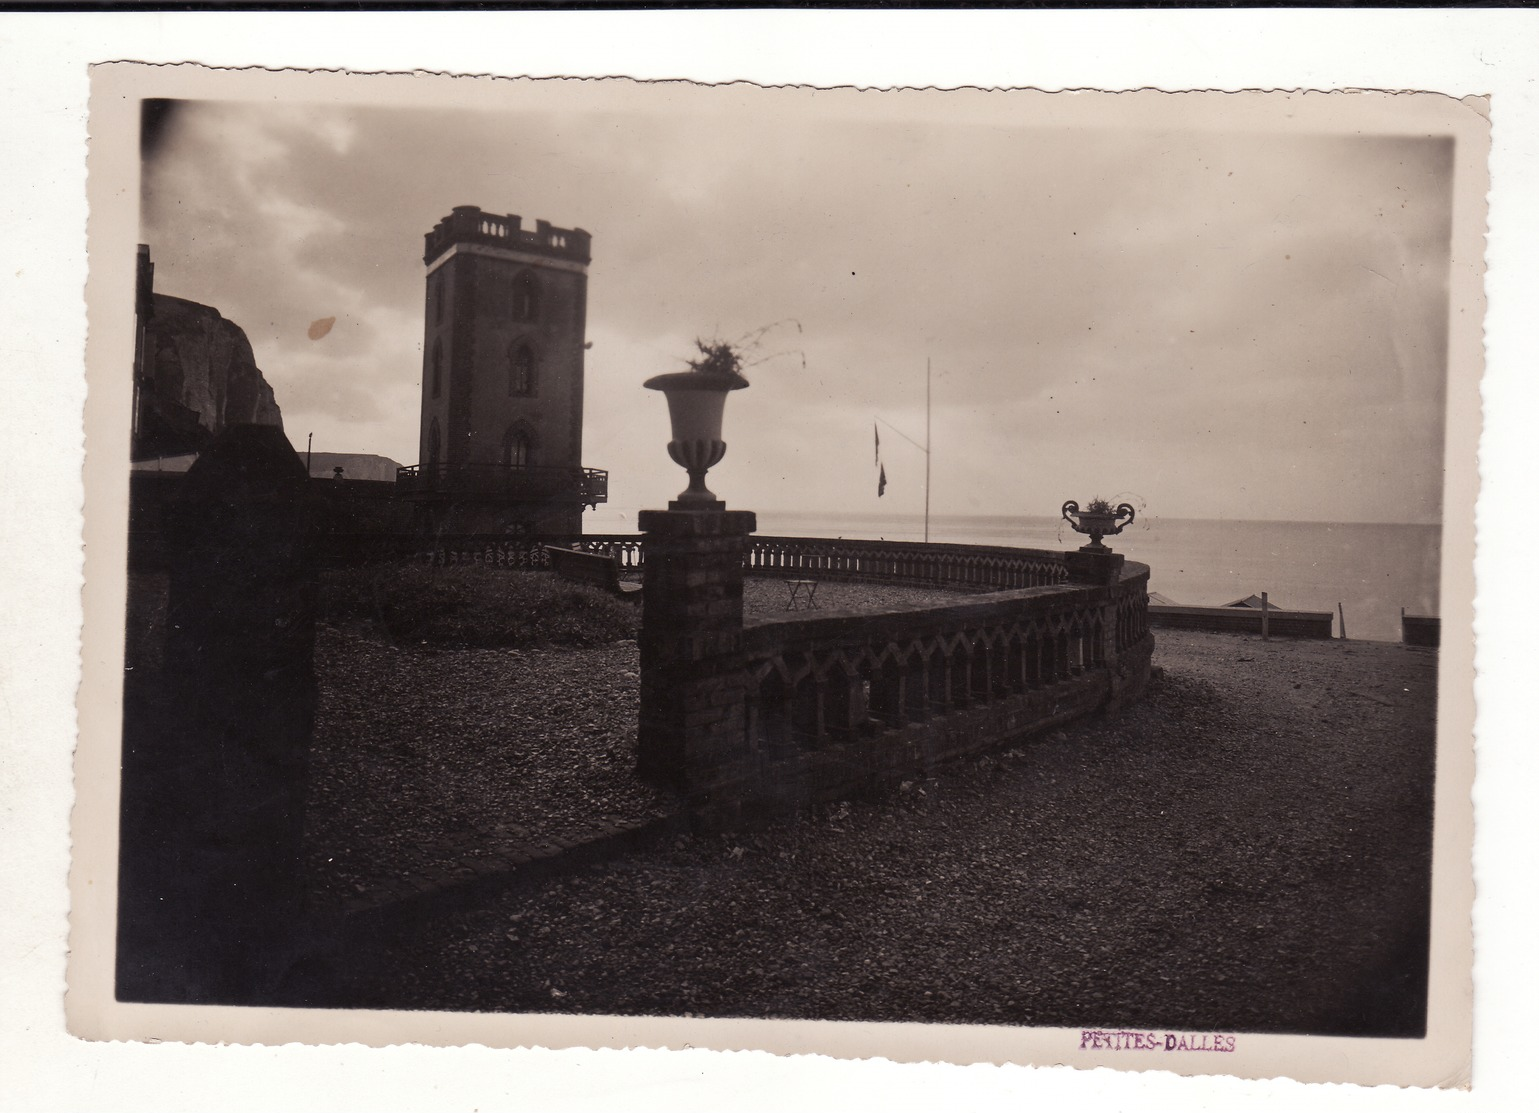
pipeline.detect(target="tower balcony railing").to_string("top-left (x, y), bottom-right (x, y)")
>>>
top-left (396, 462), bottom-right (607, 506)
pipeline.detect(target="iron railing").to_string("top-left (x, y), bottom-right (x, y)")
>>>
top-left (395, 462), bottom-right (607, 506)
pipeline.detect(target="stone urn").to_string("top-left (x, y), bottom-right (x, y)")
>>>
top-left (644, 367), bottom-right (750, 509)
top-left (1062, 499), bottom-right (1135, 552)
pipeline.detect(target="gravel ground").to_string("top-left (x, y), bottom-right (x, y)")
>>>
top-left (314, 628), bottom-right (1438, 1037)
top-left (741, 577), bottom-right (969, 619)
top-left (304, 579), bottom-right (972, 908)
top-left (303, 629), bottom-right (667, 908)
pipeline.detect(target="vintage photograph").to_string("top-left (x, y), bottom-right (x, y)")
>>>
top-left (74, 65), bottom-right (1480, 1084)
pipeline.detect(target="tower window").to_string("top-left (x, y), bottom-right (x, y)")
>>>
top-left (503, 426), bottom-right (532, 469)
top-left (508, 342), bottom-right (537, 396)
top-left (432, 274), bottom-right (444, 325)
top-left (428, 417), bottom-right (441, 466)
top-left (512, 271), bottom-right (540, 322)
top-left (431, 339), bottom-right (444, 399)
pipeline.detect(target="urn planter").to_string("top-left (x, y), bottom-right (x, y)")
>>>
top-left (644, 368), bottom-right (750, 510)
top-left (1062, 500), bottom-right (1135, 552)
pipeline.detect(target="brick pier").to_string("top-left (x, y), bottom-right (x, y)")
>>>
top-left (635, 508), bottom-right (757, 814)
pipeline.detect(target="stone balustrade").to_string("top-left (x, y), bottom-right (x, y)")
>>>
top-left (745, 576), bottom-right (1148, 748)
top-left (633, 509), bottom-right (1153, 828)
top-left (746, 535), bottom-right (1067, 592)
top-left (732, 566), bottom-right (1151, 819)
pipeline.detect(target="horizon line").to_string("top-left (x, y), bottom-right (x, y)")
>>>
top-left (595, 506), bottom-right (1446, 530)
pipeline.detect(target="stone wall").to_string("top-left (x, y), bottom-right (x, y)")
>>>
top-left (1148, 604), bottom-right (1333, 639)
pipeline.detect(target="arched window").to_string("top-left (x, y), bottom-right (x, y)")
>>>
top-left (430, 338), bottom-right (444, 399)
top-left (427, 417), bottom-right (441, 466)
top-left (502, 426), bottom-right (532, 469)
top-left (508, 341), bottom-right (537, 396)
top-left (512, 270), bottom-right (540, 322)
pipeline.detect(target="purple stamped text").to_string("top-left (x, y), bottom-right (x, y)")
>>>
top-left (1080, 1029), bottom-right (1237, 1053)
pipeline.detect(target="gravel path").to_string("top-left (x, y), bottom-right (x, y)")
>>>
top-left (315, 629), bottom-right (1438, 1037)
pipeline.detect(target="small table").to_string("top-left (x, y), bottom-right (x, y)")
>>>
top-left (785, 579), bottom-right (819, 611)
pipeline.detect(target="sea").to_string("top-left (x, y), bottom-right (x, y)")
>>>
top-left (586, 508), bottom-right (1443, 644)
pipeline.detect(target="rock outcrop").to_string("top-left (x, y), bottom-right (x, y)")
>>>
top-left (136, 293), bottom-right (282, 458)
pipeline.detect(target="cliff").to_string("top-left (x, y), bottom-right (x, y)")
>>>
top-left (135, 293), bottom-right (282, 458)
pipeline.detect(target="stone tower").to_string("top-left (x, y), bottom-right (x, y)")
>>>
top-left (408, 205), bottom-right (605, 534)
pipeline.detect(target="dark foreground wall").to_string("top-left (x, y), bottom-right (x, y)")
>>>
top-left (129, 472), bottom-right (412, 571)
top-left (119, 424), bottom-right (322, 1004)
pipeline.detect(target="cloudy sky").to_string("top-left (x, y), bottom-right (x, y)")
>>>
top-left (140, 85), bottom-right (1456, 525)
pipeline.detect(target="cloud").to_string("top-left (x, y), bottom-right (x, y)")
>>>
top-left (140, 93), bottom-right (1455, 523)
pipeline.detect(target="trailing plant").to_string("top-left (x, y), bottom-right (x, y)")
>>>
top-left (683, 319), bottom-right (805, 384)
top-left (686, 339), bottom-right (744, 377)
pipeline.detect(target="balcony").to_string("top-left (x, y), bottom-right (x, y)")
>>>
top-left (396, 462), bottom-right (608, 507)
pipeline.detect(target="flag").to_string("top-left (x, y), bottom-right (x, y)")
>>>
top-left (874, 423), bottom-right (880, 465)
top-left (878, 463), bottom-right (887, 497)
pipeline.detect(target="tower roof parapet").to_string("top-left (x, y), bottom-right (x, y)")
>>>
top-left (424, 205), bottom-right (591, 267)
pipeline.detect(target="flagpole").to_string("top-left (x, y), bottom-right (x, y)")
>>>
top-left (924, 358), bottom-right (931, 544)
top-left (873, 365), bottom-right (931, 537)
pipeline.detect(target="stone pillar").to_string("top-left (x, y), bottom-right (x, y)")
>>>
top-left (805, 675), bottom-right (829, 742)
top-left (1064, 548), bottom-right (1125, 587)
top-left (1066, 548), bottom-right (1125, 672)
top-left (636, 508), bottom-right (757, 807)
top-left (835, 669), bottom-right (868, 735)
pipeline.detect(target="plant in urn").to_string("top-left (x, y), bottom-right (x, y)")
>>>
top-left (644, 340), bottom-right (750, 510)
top-left (1062, 496), bottom-right (1135, 552)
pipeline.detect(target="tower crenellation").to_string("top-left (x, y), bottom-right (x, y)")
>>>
top-left (423, 205), bottom-right (591, 268)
